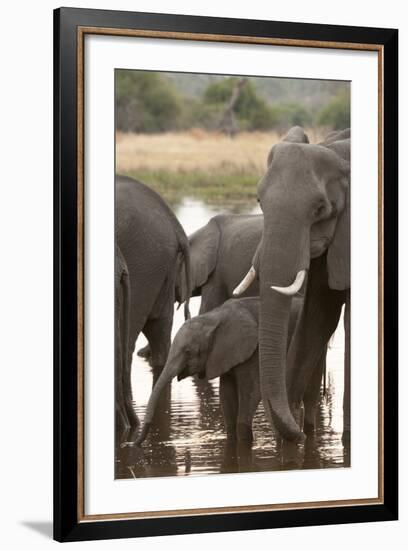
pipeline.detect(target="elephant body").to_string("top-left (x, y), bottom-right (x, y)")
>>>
top-left (116, 175), bottom-right (191, 428)
top-left (137, 296), bottom-right (303, 445)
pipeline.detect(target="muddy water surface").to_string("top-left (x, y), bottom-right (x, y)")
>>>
top-left (115, 199), bottom-right (349, 479)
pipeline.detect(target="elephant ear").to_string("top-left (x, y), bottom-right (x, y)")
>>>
top-left (189, 218), bottom-right (220, 291)
top-left (327, 181), bottom-right (350, 290)
top-left (205, 301), bottom-right (258, 380)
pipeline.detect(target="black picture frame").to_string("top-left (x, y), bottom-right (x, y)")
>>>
top-left (54, 7), bottom-right (398, 542)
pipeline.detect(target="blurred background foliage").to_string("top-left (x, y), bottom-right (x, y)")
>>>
top-left (116, 71), bottom-right (350, 134)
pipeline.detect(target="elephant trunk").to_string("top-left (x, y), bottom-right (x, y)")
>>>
top-left (136, 349), bottom-right (184, 445)
top-left (259, 210), bottom-right (309, 442)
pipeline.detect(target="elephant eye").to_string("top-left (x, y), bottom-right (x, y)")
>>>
top-left (313, 201), bottom-right (327, 219)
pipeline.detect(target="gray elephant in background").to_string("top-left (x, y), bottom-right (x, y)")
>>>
top-left (116, 175), bottom-right (191, 428)
top-left (136, 296), bottom-right (302, 445)
top-left (181, 214), bottom-right (263, 314)
top-left (234, 126), bottom-right (350, 443)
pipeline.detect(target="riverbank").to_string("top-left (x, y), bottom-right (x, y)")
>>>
top-left (115, 128), bottom-right (325, 207)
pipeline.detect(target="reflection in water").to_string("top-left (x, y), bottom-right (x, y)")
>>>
top-left (115, 198), bottom-right (350, 479)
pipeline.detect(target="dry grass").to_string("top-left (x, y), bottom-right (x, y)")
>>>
top-left (116, 128), bottom-right (325, 175)
top-left (115, 128), bottom-right (326, 208)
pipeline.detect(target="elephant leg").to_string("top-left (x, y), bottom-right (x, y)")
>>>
top-left (143, 315), bottom-right (172, 370)
top-left (287, 256), bottom-right (345, 421)
top-left (303, 347), bottom-right (326, 435)
top-left (115, 343), bottom-right (129, 433)
top-left (235, 360), bottom-right (261, 442)
top-left (122, 331), bottom-right (141, 429)
top-left (122, 360), bottom-right (139, 428)
top-left (220, 373), bottom-right (238, 439)
top-left (342, 292), bottom-right (351, 446)
top-left (115, 357), bottom-right (130, 434)
top-left (115, 291), bottom-right (129, 432)
top-left (116, 273), bottom-right (140, 429)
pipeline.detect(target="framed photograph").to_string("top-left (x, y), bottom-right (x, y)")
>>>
top-left (54, 7), bottom-right (398, 542)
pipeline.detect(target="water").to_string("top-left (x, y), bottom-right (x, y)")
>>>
top-left (115, 198), bottom-right (349, 479)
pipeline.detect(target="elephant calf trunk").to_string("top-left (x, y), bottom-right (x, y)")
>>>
top-left (135, 351), bottom-right (182, 446)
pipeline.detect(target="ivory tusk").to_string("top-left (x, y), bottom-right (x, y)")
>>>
top-left (233, 266), bottom-right (256, 296)
top-left (271, 269), bottom-right (306, 296)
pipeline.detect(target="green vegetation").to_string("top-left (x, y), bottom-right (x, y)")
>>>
top-left (203, 77), bottom-right (275, 130)
top-left (116, 70), bottom-right (350, 134)
top-left (123, 169), bottom-right (258, 210)
top-left (116, 71), bottom-right (183, 132)
top-left (316, 90), bottom-right (351, 130)
top-left (270, 102), bottom-right (313, 130)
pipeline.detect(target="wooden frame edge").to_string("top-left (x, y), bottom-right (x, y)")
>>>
top-left (74, 24), bottom-right (386, 525)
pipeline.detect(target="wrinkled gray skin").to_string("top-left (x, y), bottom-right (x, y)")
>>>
top-left (185, 212), bottom-right (326, 432)
top-left (184, 214), bottom-right (263, 313)
top-left (116, 176), bottom-right (191, 428)
top-left (137, 214), bottom-right (263, 360)
top-left (139, 211), bottom-right (326, 432)
top-left (251, 126), bottom-right (350, 443)
top-left (136, 297), bottom-right (302, 445)
top-left (115, 245), bottom-right (131, 431)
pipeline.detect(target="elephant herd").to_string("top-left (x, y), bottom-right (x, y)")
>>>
top-left (115, 125), bottom-right (351, 451)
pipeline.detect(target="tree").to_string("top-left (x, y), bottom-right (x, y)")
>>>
top-left (269, 102), bottom-right (313, 131)
top-left (316, 90), bottom-right (350, 130)
top-left (116, 71), bottom-right (182, 132)
top-left (203, 77), bottom-right (275, 131)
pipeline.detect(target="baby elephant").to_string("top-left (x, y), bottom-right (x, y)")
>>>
top-left (137, 297), bottom-right (301, 444)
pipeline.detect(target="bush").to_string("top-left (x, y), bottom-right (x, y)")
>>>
top-left (116, 71), bottom-right (183, 132)
top-left (203, 77), bottom-right (276, 131)
top-left (316, 91), bottom-right (350, 130)
top-left (270, 102), bottom-right (313, 131)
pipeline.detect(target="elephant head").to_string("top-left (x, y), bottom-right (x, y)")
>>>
top-left (234, 126), bottom-right (350, 442)
top-left (136, 298), bottom-right (258, 445)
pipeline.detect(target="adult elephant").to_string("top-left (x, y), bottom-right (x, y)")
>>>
top-left (235, 127), bottom-right (350, 443)
top-left (116, 175), bottom-right (191, 428)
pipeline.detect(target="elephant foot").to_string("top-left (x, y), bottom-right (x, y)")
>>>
top-left (137, 344), bottom-right (151, 358)
top-left (237, 423), bottom-right (254, 443)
